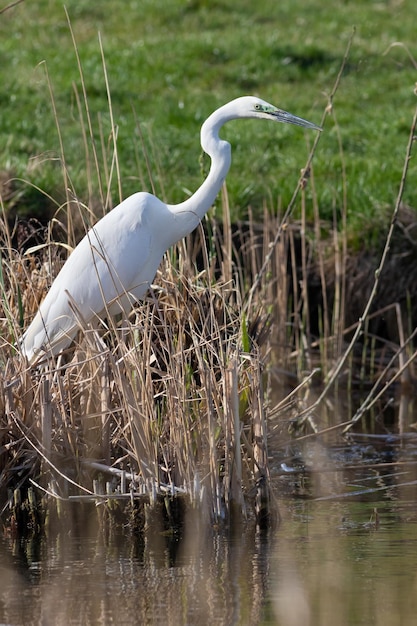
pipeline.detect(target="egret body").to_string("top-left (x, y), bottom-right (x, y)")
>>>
top-left (21, 96), bottom-right (319, 363)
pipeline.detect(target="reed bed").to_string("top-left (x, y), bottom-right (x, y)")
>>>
top-left (2, 31), bottom-right (417, 538)
top-left (2, 193), bottom-right (417, 537)
top-left (1, 210), bottom-right (288, 534)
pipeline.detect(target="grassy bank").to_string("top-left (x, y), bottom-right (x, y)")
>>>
top-left (1, 0), bottom-right (417, 236)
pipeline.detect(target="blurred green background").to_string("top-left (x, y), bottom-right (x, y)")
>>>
top-left (1, 0), bottom-right (416, 240)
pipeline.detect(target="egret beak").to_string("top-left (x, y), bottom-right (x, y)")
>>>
top-left (272, 109), bottom-right (322, 131)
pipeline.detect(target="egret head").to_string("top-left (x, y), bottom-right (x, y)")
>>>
top-left (232, 96), bottom-right (321, 131)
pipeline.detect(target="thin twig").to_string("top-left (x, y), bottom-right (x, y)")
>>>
top-left (99, 31), bottom-right (122, 206)
top-left (300, 97), bottom-right (417, 430)
top-left (245, 28), bottom-right (356, 311)
top-left (65, 7), bottom-right (105, 210)
top-left (344, 329), bottom-right (417, 432)
top-left (10, 413), bottom-right (94, 495)
top-left (0, 0), bottom-right (24, 15)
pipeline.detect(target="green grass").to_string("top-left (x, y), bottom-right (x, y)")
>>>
top-left (1, 0), bottom-right (417, 240)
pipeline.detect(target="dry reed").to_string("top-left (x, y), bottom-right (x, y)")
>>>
top-left (2, 27), bottom-right (417, 538)
top-left (0, 214), bottom-right (280, 531)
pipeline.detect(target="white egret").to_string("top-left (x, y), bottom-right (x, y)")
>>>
top-left (20, 96), bottom-right (320, 364)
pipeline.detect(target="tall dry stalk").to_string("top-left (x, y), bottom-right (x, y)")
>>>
top-left (5, 21), bottom-right (416, 538)
top-left (0, 206), bottom-right (280, 528)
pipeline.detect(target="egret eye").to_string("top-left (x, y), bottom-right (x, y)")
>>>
top-left (254, 103), bottom-right (263, 111)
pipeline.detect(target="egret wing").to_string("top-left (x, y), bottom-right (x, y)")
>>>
top-left (21, 193), bottom-right (157, 361)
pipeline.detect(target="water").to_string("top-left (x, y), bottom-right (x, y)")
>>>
top-left (270, 498), bottom-right (417, 626)
top-left (2, 388), bottom-right (417, 626)
top-left (1, 492), bottom-right (417, 625)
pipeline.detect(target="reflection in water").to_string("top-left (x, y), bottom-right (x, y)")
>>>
top-left (0, 516), bottom-right (272, 626)
top-left (1, 496), bottom-right (417, 625)
top-left (2, 386), bottom-right (417, 626)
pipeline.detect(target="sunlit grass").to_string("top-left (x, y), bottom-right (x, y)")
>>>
top-left (1, 0), bottom-right (417, 238)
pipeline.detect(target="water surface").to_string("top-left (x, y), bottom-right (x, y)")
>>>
top-left (1, 491), bottom-right (417, 625)
top-left (3, 389), bottom-right (417, 626)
